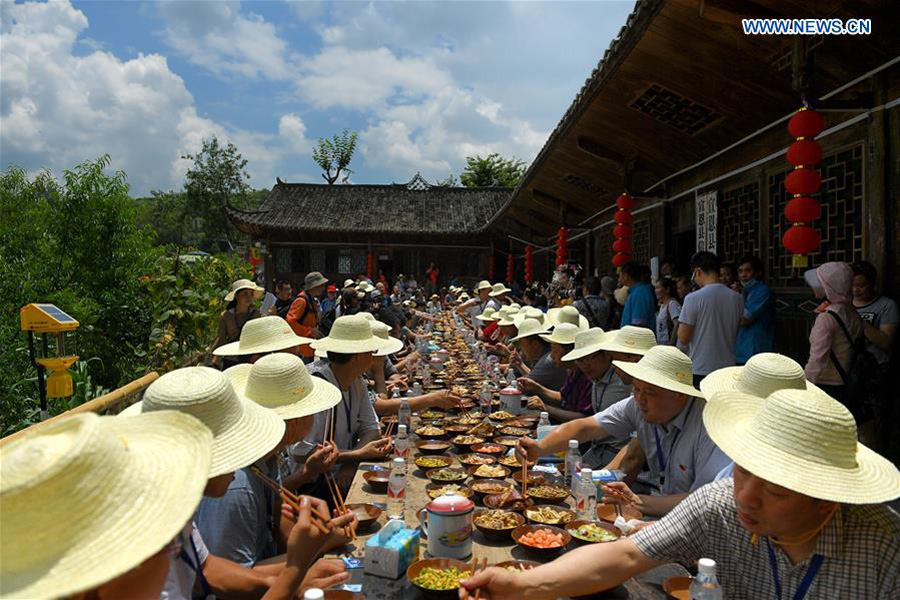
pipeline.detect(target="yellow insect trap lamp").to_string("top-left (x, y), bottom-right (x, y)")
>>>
top-left (20, 304), bottom-right (80, 419)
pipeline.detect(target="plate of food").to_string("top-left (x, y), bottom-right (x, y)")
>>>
top-left (443, 425), bottom-right (471, 434)
top-left (565, 520), bottom-right (621, 545)
top-left (511, 525), bottom-right (571, 559)
top-left (416, 425), bottom-right (447, 440)
top-left (407, 558), bottom-right (472, 600)
top-left (470, 442), bottom-right (504, 454)
top-left (456, 416), bottom-right (482, 426)
top-left (493, 436), bottom-right (520, 448)
top-left (503, 419), bottom-right (536, 429)
top-left (525, 484), bottom-right (569, 504)
top-left (511, 470), bottom-right (546, 486)
top-left (498, 426), bottom-right (531, 437)
top-left (473, 509), bottom-right (525, 541)
top-left (420, 410), bottom-right (446, 419)
top-left (426, 467), bottom-right (468, 483)
top-left (450, 435), bottom-right (485, 452)
top-left (426, 483), bottom-right (473, 500)
top-left (415, 456), bottom-right (453, 470)
top-left (497, 454), bottom-right (534, 468)
top-left (483, 489), bottom-right (534, 512)
top-left (525, 505), bottom-right (576, 526)
top-left (467, 464), bottom-right (511, 479)
top-left (415, 440), bottom-right (451, 455)
top-left (470, 478), bottom-right (513, 500)
top-left (489, 410), bottom-right (515, 421)
top-left (457, 453), bottom-right (497, 466)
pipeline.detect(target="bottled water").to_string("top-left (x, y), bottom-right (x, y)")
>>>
top-left (564, 439), bottom-right (582, 491)
top-left (387, 457), bottom-right (406, 521)
top-left (507, 366), bottom-right (516, 386)
top-left (575, 468), bottom-right (597, 519)
top-left (397, 393), bottom-right (411, 432)
top-left (536, 411), bottom-right (553, 441)
top-left (689, 558), bottom-right (724, 599)
top-left (492, 364), bottom-right (502, 387)
top-left (393, 424), bottom-right (409, 460)
top-left (411, 381), bottom-right (423, 397)
top-left (479, 385), bottom-right (493, 416)
top-left (422, 367), bottom-right (432, 386)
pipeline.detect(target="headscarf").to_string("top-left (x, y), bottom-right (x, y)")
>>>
top-left (815, 262), bottom-right (853, 305)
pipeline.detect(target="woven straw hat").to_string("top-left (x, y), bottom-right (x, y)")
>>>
top-left (597, 326), bottom-right (657, 356)
top-left (343, 278), bottom-right (355, 289)
top-left (357, 282), bottom-right (375, 293)
top-left (488, 283), bottom-right (511, 297)
top-left (476, 280), bottom-right (492, 291)
top-left (561, 327), bottom-right (608, 361)
top-left (495, 306), bottom-right (521, 327)
top-left (310, 314), bottom-right (384, 354)
top-left (458, 293), bottom-right (470, 302)
top-left (224, 278), bottom-right (264, 302)
top-left (121, 367), bottom-right (285, 477)
top-left (0, 412), bottom-right (212, 599)
top-left (703, 389), bottom-right (900, 503)
top-left (547, 306), bottom-right (589, 330)
top-left (371, 321), bottom-right (404, 356)
top-left (700, 352), bottom-right (825, 400)
top-left (509, 303), bottom-right (522, 311)
top-left (359, 312), bottom-right (376, 322)
top-left (613, 346), bottom-right (702, 398)
top-left (475, 307), bottom-right (499, 322)
top-left (226, 353), bottom-right (341, 420)
top-left (540, 322), bottom-right (581, 346)
top-left (513, 308), bottom-right (545, 328)
top-left (214, 315), bottom-right (313, 357)
top-left (509, 318), bottom-right (551, 342)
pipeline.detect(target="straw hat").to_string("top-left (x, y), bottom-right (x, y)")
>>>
top-left (371, 321), bottom-right (404, 356)
top-left (597, 326), bottom-right (657, 356)
top-left (509, 318), bottom-right (550, 342)
top-left (513, 308), bottom-right (545, 328)
top-left (357, 282), bottom-right (375, 293)
top-left (488, 283), bottom-right (511, 297)
top-left (0, 412), bottom-right (212, 599)
top-left (612, 346), bottom-right (703, 398)
top-left (310, 314), bottom-right (385, 354)
top-left (547, 306), bottom-right (589, 330)
top-left (213, 316), bottom-right (313, 357)
top-left (458, 293), bottom-right (471, 302)
top-left (703, 389), bottom-right (900, 504)
top-left (509, 303), bottom-right (522, 311)
top-left (700, 353), bottom-right (825, 400)
top-left (495, 306), bottom-right (521, 327)
top-left (226, 353), bottom-right (341, 420)
top-left (343, 278), bottom-right (355, 289)
top-left (359, 311), bottom-right (376, 322)
top-left (475, 307), bottom-right (499, 322)
top-left (561, 327), bottom-right (608, 361)
top-left (121, 367), bottom-right (285, 477)
top-left (540, 322), bottom-right (581, 346)
top-left (476, 280), bottom-right (492, 291)
top-left (225, 278), bottom-right (264, 302)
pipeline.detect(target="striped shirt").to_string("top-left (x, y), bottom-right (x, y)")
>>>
top-left (631, 478), bottom-right (900, 599)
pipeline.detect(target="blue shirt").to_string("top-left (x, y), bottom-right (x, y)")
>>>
top-left (621, 282), bottom-right (656, 330)
top-left (735, 280), bottom-right (775, 364)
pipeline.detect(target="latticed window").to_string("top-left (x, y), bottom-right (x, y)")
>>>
top-left (274, 247), bottom-right (292, 273)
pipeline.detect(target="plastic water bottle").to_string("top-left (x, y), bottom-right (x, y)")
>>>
top-left (689, 558), bottom-right (724, 599)
top-left (422, 367), bottom-right (432, 386)
top-left (536, 411), bottom-right (553, 441)
top-left (303, 588), bottom-right (324, 600)
top-left (394, 424), bottom-right (409, 459)
top-left (507, 366), bottom-right (516, 386)
top-left (387, 457), bottom-right (406, 521)
top-left (575, 468), bottom-right (597, 519)
top-left (479, 385), bottom-right (493, 416)
top-left (411, 381), bottom-right (423, 397)
top-left (397, 393), bottom-right (411, 432)
top-left (564, 439), bottom-right (582, 491)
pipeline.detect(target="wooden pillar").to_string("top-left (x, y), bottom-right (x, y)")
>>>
top-left (865, 73), bottom-right (888, 286)
top-left (585, 230), bottom-right (593, 276)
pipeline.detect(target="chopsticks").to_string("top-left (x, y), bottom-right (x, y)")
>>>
top-left (324, 471), bottom-right (356, 541)
top-left (521, 462), bottom-right (528, 497)
top-left (600, 482), bottom-right (636, 510)
top-left (250, 467), bottom-right (331, 535)
top-left (471, 557), bottom-right (488, 600)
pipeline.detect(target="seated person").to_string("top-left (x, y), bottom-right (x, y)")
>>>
top-left (507, 318), bottom-right (566, 391)
top-left (519, 323), bottom-right (592, 422)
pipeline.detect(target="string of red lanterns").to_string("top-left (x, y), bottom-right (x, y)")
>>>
top-left (556, 227), bottom-right (568, 266)
top-left (524, 245), bottom-right (534, 284)
top-left (366, 251), bottom-right (375, 279)
top-left (487, 255), bottom-right (495, 281)
top-left (783, 106), bottom-right (824, 268)
top-left (612, 192), bottom-right (633, 268)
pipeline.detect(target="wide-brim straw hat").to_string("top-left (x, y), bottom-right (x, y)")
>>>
top-left (561, 327), bottom-right (608, 361)
top-left (513, 307), bottom-right (545, 328)
top-left (225, 278), bottom-right (264, 302)
top-left (704, 389), bottom-right (900, 504)
top-left (476, 280), bottom-right (492, 291)
top-left (597, 325), bottom-right (657, 356)
top-left (121, 367), bottom-right (285, 477)
top-left (613, 346), bottom-right (703, 398)
top-left (509, 318), bottom-right (550, 342)
top-left (1, 411), bottom-right (212, 599)
top-left (371, 321), bottom-right (404, 356)
top-left (475, 307), bottom-right (499, 322)
top-left (700, 352), bottom-right (825, 400)
top-left (547, 306), bottom-right (589, 330)
top-left (509, 303), bottom-right (522, 311)
top-left (343, 279), bottom-right (356, 289)
top-left (310, 314), bottom-right (385, 354)
top-left (214, 316), bottom-right (313, 357)
top-left (226, 353), bottom-right (341, 420)
top-left (495, 306), bottom-right (520, 327)
top-left (357, 282), bottom-right (375, 293)
top-left (489, 283), bottom-right (512, 297)
top-left (541, 322), bottom-right (581, 346)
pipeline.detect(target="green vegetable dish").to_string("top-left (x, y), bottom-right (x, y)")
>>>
top-left (412, 566), bottom-right (472, 590)
top-left (571, 523), bottom-right (617, 543)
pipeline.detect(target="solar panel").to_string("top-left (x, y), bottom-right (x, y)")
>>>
top-left (36, 304), bottom-right (77, 323)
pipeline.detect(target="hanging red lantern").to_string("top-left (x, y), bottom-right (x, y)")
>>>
top-left (783, 226), bottom-right (821, 255)
top-left (524, 245), bottom-right (534, 284)
top-left (487, 255), bottom-right (495, 281)
top-left (612, 192), bottom-right (634, 270)
top-left (612, 239), bottom-right (632, 253)
top-left (783, 106), bottom-right (823, 268)
top-left (613, 224), bottom-right (632, 239)
top-left (785, 197), bottom-right (821, 223)
top-left (786, 140), bottom-right (823, 166)
top-left (616, 194), bottom-right (634, 210)
top-left (613, 210), bottom-right (633, 224)
top-left (556, 227), bottom-right (568, 266)
top-left (366, 251), bottom-right (375, 279)
top-left (785, 168), bottom-right (822, 196)
top-left (612, 253), bottom-right (630, 267)
top-left (788, 108), bottom-right (824, 139)
top-left (507, 253), bottom-right (515, 283)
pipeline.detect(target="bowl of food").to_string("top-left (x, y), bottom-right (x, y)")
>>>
top-left (466, 422), bottom-right (495, 439)
top-left (380, 415), bottom-right (398, 426)
top-left (662, 576), bottom-right (693, 600)
top-left (511, 470), bottom-right (546, 486)
top-left (489, 411), bottom-right (515, 421)
top-left (415, 440), bottom-right (451, 455)
top-left (524, 505), bottom-right (576, 526)
top-left (596, 503), bottom-right (643, 523)
top-left (467, 464), bottom-right (511, 480)
top-left (457, 453), bottom-right (497, 467)
top-left (416, 425), bottom-right (448, 440)
top-left (470, 479), bottom-right (513, 501)
top-left (426, 483), bottom-right (473, 500)
top-left (444, 425), bottom-right (471, 435)
top-left (473, 509), bottom-right (525, 541)
top-left (415, 455), bottom-right (454, 470)
top-left (498, 426), bottom-right (531, 437)
top-left (345, 502), bottom-right (382, 531)
top-left (450, 435), bottom-right (485, 452)
top-left (407, 558), bottom-right (473, 600)
top-left (420, 410), bottom-right (446, 420)
top-left (426, 467), bottom-right (469, 483)
top-left (494, 560), bottom-right (541, 573)
top-left (565, 520), bottom-right (621, 545)
top-left (494, 436), bottom-right (520, 448)
top-left (512, 524), bottom-right (571, 559)
top-left (363, 470), bottom-right (390, 493)
top-left (470, 442), bottom-right (504, 455)
top-left (525, 484), bottom-right (569, 504)
top-left (483, 489), bottom-right (534, 512)
top-left (503, 419), bottom-right (537, 430)
top-left (456, 416), bottom-right (482, 426)
top-left (497, 454), bottom-right (534, 468)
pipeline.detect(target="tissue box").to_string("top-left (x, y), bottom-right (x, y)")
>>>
top-left (364, 519), bottom-right (421, 579)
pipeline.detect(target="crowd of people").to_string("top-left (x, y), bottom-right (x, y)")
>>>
top-left (2, 252), bottom-right (897, 600)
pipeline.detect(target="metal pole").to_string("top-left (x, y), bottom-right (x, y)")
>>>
top-left (28, 332), bottom-right (49, 421)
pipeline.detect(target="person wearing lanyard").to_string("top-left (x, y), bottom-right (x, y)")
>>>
top-left (462, 388), bottom-right (900, 600)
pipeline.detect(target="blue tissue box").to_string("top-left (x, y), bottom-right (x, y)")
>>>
top-left (364, 519), bottom-right (421, 579)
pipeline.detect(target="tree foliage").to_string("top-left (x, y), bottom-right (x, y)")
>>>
top-left (312, 129), bottom-right (358, 184)
top-left (460, 153), bottom-right (527, 188)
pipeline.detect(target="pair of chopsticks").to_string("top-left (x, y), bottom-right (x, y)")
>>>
top-left (600, 482), bottom-right (636, 510)
top-left (323, 406), bottom-right (337, 447)
top-left (251, 467), bottom-right (331, 535)
top-left (323, 471), bottom-right (355, 541)
top-left (521, 462), bottom-right (529, 497)
top-left (470, 557), bottom-right (489, 600)
top-left (383, 420), bottom-right (395, 438)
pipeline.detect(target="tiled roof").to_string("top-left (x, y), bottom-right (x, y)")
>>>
top-left (227, 176), bottom-right (511, 237)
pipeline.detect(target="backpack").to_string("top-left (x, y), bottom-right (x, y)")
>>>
top-left (826, 310), bottom-right (881, 416)
top-left (577, 297), bottom-right (603, 329)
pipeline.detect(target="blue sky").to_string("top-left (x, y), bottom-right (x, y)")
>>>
top-left (1, 0), bottom-right (635, 196)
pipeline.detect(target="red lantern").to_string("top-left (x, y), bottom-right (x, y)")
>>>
top-left (787, 140), bottom-right (822, 166)
top-left (366, 252), bottom-right (375, 279)
top-left (612, 253), bottom-right (630, 267)
top-left (613, 224), bottom-right (632, 239)
top-left (785, 168), bottom-right (822, 196)
top-left (785, 197), bottom-right (821, 223)
top-left (524, 245), bottom-right (534, 283)
top-left (612, 239), bottom-right (632, 253)
top-left (613, 210), bottom-right (633, 224)
top-left (616, 194), bottom-right (634, 210)
top-left (783, 226), bottom-right (821, 255)
top-left (788, 108), bottom-right (824, 139)
top-left (556, 227), bottom-right (568, 266)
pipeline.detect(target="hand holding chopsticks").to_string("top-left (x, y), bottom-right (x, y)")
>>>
top-left (251, 467), bottom-right (331, 536)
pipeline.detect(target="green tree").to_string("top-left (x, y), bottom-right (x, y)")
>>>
top-left (312, 129), bottom-right (358, 184)
top-left (460, 153), bottom-right (527, 188)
